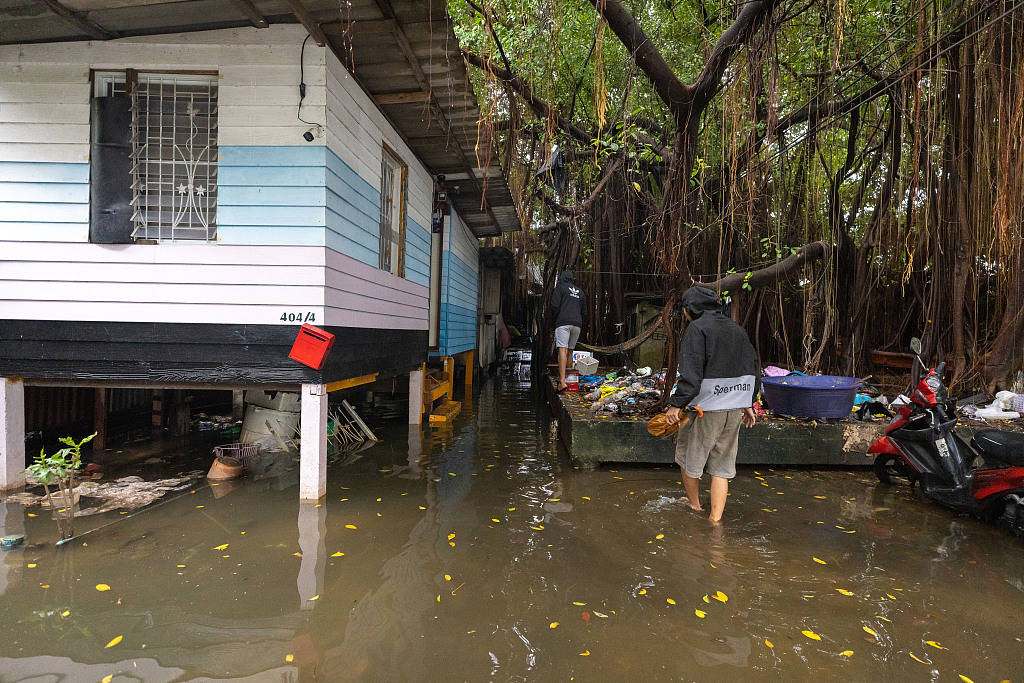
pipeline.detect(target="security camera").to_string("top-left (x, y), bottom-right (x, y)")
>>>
top-left (303, 129), bottom-right (315, 142)
top-left (436, 174), bottom-right (446, 184)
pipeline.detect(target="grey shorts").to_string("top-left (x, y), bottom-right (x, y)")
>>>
top-left (554, 325), bottom-right (581, 350)
top-left (674, 409), bottom-right (743, 479)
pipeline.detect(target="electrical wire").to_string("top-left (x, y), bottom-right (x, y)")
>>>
top-left (297, 34), bottom-right (319, 128)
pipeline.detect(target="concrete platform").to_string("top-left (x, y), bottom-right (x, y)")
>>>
top-left (547, 378), bottom-right (883, 468)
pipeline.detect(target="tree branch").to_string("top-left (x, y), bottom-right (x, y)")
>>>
top-left (538, 158), bottom-right (623, 216)
top-left (696, 241), bottom-right (829, 292)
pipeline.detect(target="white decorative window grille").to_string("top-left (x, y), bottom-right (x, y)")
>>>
top-left (129, 72), bottom-right (218, 241)
top-left (379, 146), bottom-right (407, 277)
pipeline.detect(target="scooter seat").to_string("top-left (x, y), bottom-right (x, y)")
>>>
top-left (973, 430), bottom-right (1024, 466)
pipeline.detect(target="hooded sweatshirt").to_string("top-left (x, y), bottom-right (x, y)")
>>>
top-left (550, 270), bottom-right (585, 328)
top-left (669, 286), bottom-right (761, 411)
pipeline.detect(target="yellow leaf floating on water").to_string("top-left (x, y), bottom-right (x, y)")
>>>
top-left (573, 601), bottom-right (586, 606)
top-left (909, 653), bottom-right (928, 664)
top-left (212, 544), bottom-right (229, 550)
top-left (702, 595), bottom-right (710, 603)
top-left (345, 525), bottom-right (357, 530)
top-left (491, 518), bottom-right (501, 524)
top-left (331, 552), bottom-right (344, 557)
top-left (27, 563), bottom-right (36, 568)
top-left (285, 654), bottom-right (294, 662)
top-left (812, 557), bottom-right (827, 565)
top-left (447, 533), bottom-right (456, 540)
top-left (95, 584), bottom-right (110, 592)
top-left (104, 635), bottom-right (123, 649)
top-left (925, 640), bottom-right (947, 650)
top-left (579, 650), bottom-right (591, 656)
top-left (61, 611), bottom-right (70, 617)
top-left (713, 591), bottom-right (728, 603)
top-left (581, 496), bottom-right (591, 501)
top-left (666, 598), bottom-right (676, 605)
top-left (508, 507), bottom-right (516, 511)
top-left (292, 552), bottom-right (302, 557)
top-left (765, 639), bottom-right (774, 648)
top-left (444, 574), bottom-right (452, 581)
top-left (550, 622), bottom-right (559, 629)
top-left (835, 589), bottom-right (854, 596)
top-left (655, 534), bottom-right (664, 540)
top-left (695, 609), bottom-right (706, 618)
top-left (102, 676), bottom-right (113, 683)
top-left (814, 495), bottom-right (827, 499)
top-left (419, 505), bottom-right (427, 510)
top-left (637, 589), bottom-right (647, 595)
top-left (436, 594), bottom-right (441, 602)
top-left (957, 675), bottom-right (974, 683)
top-left (802, 630), bottom-right (822, 641)
top-left (839, 650), bottom-right (854, 657)
top-left (863, 627), bottom-right (878, 637)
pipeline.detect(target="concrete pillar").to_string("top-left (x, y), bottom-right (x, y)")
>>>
top-left (1, 378), bottom-right (26, 491)
top-left (408, 366), bottom-right (424, 425)
top-left (299, 383), bottom-right (328, 501)
top-left (296, 501), bottom-right (326, 610)
top-left (232, 390), bottom-right (245, 420)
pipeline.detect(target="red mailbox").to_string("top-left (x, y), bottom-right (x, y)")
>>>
top-left (288, 323), bottom-right (335, 370)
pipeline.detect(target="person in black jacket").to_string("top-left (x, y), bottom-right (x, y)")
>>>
top-left (665, 286), bottom-right (760, 521)
top-left (550, 270), bottom-right (585, 391)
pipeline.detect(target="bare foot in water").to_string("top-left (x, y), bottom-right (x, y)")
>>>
top-left (686, 500), bottom-right (704, 513)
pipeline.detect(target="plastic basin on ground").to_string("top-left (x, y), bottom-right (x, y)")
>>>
top-left (761, 375), bottom-right (862, 419)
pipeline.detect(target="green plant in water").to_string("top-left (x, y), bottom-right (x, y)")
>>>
top-left (25, 433), bottom-right (96, 540)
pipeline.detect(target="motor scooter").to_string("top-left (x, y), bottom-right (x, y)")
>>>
top-left (869, 337), bottom-right (1024, 528)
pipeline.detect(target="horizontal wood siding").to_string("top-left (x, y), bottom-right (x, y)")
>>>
top-left (324, 249), bottom-right (429, 331)
top-left (436, 211), bottom-right (480, 356)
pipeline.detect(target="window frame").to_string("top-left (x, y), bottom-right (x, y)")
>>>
top-left (379, 143), bottom-right (408, 278)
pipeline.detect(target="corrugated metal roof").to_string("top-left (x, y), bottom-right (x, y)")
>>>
top-left (0, 0), bottom-right (522, 236)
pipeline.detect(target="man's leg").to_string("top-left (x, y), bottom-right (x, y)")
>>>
top-left (683, 473), bottom-right (703, 511)
top-left (708, 476), bottom-right (728, 522)
top-left (557, 346), bottom-right (569, 389)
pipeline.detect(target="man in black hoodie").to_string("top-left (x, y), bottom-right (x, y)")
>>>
top-left (550, 270), bottom-right (585, 391)
top-left (665, 286), bottom-right (760, 521)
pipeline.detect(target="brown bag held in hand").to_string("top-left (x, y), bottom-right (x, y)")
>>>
top-left (647, 411), bottom-right (691, 437)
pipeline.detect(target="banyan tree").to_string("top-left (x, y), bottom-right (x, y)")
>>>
top-left (451, 0), bottom-right (1024, 395)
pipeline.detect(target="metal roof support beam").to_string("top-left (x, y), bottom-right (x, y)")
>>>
top-left (285, 0), bottom-right (327, 46)
top-left (230, 0), bottom-right (269, 28)
top-left (40, 0), bottom-right (117, 41)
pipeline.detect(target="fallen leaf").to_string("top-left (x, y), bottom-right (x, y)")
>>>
top-left (308, 594), bottom-right (319, 601)
top-left (863, 627), bottom-right (878, 637)
top-left (445, 574), bottom-right (452, 581)
top-left (702, 594), bottom-right (710, 603)
top-left (436, 594), bottom-right (441, 602)
top-left (925, 640), bottom-right (947, 650)
top-left (572, 601), bottom-right (586, 606)
top-left (447, 533), bottom-right (456, 540)
top-left (813, 557), bottom-right (827, 565)
top-left (695, 609), bottom-right (706, 618)
top-left (814, 495), bottom-right (827, 499)
top-left (491, 518), bottom-right (501, 523)
top-left (212, 543), bottom-right (229, 550)
top-left (713, 591), bottom-right (728, 603)
top-left (765, 639), bottom-right (774, 648)
top-left (909, 653), bottom-right (929, 664)
top-left (286, 654), bottom-right (294, 662)
top-left (102, 676), bottom-right (113, 683)
top-left (40, 584), bottom-right (49, 588)
top-left (637, 589), bottom-right (647, 595)
top-left (508, 507), bottom-right (516, 511)
top-left (582, 496), bottom-right (591, 501)
top-left (61, 610), bottom-right (70, 617)
top-left (839, 650), bottom-right (854, 657)
top-left (331, 552), bottom-right (344, 557)
top-left (802, 630), bottom-right (822, 641)
top-left (666, 598), bottom-right (676, 605)
top-left (292, 552), bottom-right (302, 557)
top-left (95, 584), bottom-right (111, 592)
top-left (104, 635), bottom-right (123, 649)
top-left (957, 676), bottom-right (974, 683)
top-left (177, 564), bottom-right (186, 568)
top-left (345, 524), bottom-right (357, 530)
top-left (26, 563), bottom-right (36, 568)
top-left (549, 498), bottom-right (560, 502)
top-left (835, 589), bottom-right (854, 596)
top-left (579, 650), bottom-right (591, 656)
top-left (550, 622), bottom-right (559, 629)
top-left (419, 505), bottom-right (427, 510)
top-left (195, 505), bottom-right (205, 509)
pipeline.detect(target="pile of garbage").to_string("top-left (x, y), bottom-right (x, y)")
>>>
top-left (581, 367), bottom-right (664, 416)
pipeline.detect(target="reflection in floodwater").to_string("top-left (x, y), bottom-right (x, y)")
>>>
top-left (1, 380), bottom-right (1023, 681)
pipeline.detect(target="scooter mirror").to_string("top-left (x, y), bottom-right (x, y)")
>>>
top-left (910, 337), bottom-right (923, 354)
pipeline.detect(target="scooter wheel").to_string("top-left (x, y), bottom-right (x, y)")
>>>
top-left (873, 453), bottom-right (916, 486)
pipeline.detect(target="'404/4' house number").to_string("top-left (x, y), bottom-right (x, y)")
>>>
top-left (280, 312), bottom-right (316, 323)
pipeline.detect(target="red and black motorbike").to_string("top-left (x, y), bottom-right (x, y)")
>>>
top-left (869, 337), bottom-right (1024, 528)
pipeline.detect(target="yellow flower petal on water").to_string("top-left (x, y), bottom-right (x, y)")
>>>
top-left (444, 574), bottom-right (452, 581)
top-left (579, 650), bottom-right (590, 656)
top-left (61, 610), bottom-right (70, 617)
top-left (550, 621), bottom-right (559, 628)
top-left (212, 543), bottom-right (229, 550)
top-left (104, 635), bottom-right (123, 649)
top-left (345, 524), bottom-right (357, 530)
top-left (812, 557), bottom-right (827, 565)
top-left (863, 626), bottom-right (878, 637)
top-left (925, 640), bottom-right (947, 650)
top-left (958, 675), bottom-right (974, 683)
top-left (331, 552), bottom-right (344, 557)
top-left (835, 589), bottom-right (854, 596)
top-left (802, 630), bottom-right (822, 641)
top-left (491, 518), bottom-right (501, 523)
top-left (666, 598), bottom-right (676, 605)
top-left (285, 654), bottom-right (294, 662)
top-left (765, 639), bottom-right (774, 648)
top-left (95, 584), bottom-right (111, 592)
top-left (713, 591), bottom-right (728, 603)
top-left (702, 594), bottom-right (710, 603)
top-left (909, 653), bottom-right (928, 664)
top-left (637, 589), bottom-right (647, 595)
top-left (840, 650), bottom-right (854, 657)
top-left (447, 533), bottom-right (456, 540)
top-left (655, 534), bottom-right (664, 539)
top-left (102, 676), bottom-right (113, 683)
top-left (694, 609), bottom-right (706, 618)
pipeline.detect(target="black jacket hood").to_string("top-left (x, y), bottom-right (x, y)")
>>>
top-left (681, 286), bottom-right (724, 318)
top-left (560, 270), bottom-right (575, 282)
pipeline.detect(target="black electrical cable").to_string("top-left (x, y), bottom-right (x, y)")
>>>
top-left (297, 34), bottom-right (319, 127)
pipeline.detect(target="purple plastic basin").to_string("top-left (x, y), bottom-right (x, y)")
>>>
top-left (761, 375), bottom-right (862, 419)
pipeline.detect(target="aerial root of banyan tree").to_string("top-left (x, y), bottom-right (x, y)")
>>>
top-left (461, 0), bottom-right (1024, 396)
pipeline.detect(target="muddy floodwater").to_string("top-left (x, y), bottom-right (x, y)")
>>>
top-left (2, 382), bottom-right (1023, 681)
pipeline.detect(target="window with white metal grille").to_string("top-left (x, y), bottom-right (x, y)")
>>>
top-left (379, 146), bottom-right (407, 277)
top-left (128, 72), bottom-right (218, 241)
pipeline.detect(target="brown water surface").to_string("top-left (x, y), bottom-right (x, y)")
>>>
top-left (1, 381), bottom-right (1023, 681)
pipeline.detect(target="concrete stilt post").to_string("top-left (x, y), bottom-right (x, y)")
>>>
top-left (1, 378), bottom-right (26, 491)
top-left (408, 366), bottom-right (425, 425)
top-left (299, 383), bottom-right (328, 501)
top-left (296, 500), bottom-right (326, 609)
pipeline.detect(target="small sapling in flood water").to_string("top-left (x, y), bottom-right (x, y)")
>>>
top-left (25, 433), bottom-right (96, 540)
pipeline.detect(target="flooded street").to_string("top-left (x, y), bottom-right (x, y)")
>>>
top-left (2, 381), bottom-right (1023, 682)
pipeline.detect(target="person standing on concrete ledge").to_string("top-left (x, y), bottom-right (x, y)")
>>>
top-left (665, 286), bottom-right (760, 522)
top-left (550, 269), bottom-right (585, 392)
